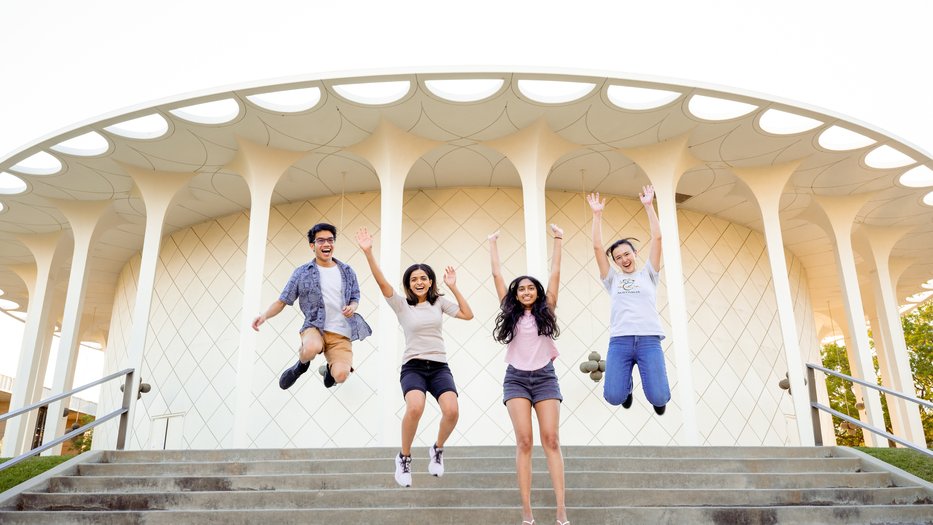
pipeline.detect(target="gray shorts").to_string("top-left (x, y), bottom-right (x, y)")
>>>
top-left (503, 361), bottom-right (563, 405)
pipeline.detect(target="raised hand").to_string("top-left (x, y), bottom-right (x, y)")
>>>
top-left (356, 227), bottom-right (373, 252)
top-left (639, 185), bottom-right (655, 206)
top-left (586, 192), bottom-right (605, 213)
top-left (550, 223), bottom-right (564, 239)
top-left (444, 266), bottom-right (457, 287)
top-left (487, 230), bottom-right (501, 242)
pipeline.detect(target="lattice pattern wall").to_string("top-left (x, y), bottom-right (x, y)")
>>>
top-left (96, 188), bottom-right (817, 449)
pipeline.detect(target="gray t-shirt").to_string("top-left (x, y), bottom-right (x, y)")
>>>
top-left (602, 261), bottom-right (665, 338)
top-left (386, 293), bottom-right (460, 364)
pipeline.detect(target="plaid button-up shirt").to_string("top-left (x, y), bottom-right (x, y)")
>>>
top-left (279, 258), bottom-right (372, 341)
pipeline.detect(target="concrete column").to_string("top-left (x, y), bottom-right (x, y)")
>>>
top-left (619, 134), bottom-right (701, 445)
top-left (857, 226), bottom-right (926, 447)
top-left (484, 118), bottom-right (580, 280)
top-left (120, 165), bottom-right (195, 449)
top-left (348, 119), bottom-right (440, 446)
top-left (732, 162), bottom-right (814, 445)
top-left (226, 138), bottom-right (306, 448)
top-left (1, 234), bottom-right (64, 457)
top-left (864, 307), bottom-right (905, 440)
top-left (42, 200), bottom-right (113, 454)
top-left (810, 195), bottom-right (885, 446)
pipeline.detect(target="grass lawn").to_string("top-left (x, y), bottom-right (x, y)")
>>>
top-left (0, 455), bottom-right (75, 493)
top-left (856, 447), bottom-right (933, 482)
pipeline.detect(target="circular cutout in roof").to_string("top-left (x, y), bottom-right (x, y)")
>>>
top-left (922, 279), bottom-right (933, 290)
top-left (818, 125), bottom-right (876, 151)
top-left (332, 81), bottom-right (411, 105)
top-left (104, 113), bottom-right (169, 139)
top-left (924, 190), bottom-right (933, 206)
top-left (10, 151), bottom-right (62, 175)
top-left (50, 131), bottom-right (110, 157)
top-left (246, 87), bottom-right (322, 113)
top-left (687, 94), bottom-right (757, 121)
top-left (607, 85), bottom-right (680, 110)
top-left (906, 290), bottom-right (933, 303)
top-left (517, 80), bottom-right (596, 104)
top-left (899, 165), bottom-right (933, 188)
top-left (169, 98), bottom-right (240, 124)
top-left (424, 79), bottom-right (504, 102)
top-left (0, 298), bottom-right (19, 310)
top-left (0, 172), bottom-right (27, 195)
top-left (758, 108), bottom-right (822, 135)
top-left (864, 145), bottom-right (915, 169)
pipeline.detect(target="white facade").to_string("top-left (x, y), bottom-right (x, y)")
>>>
top-left (94, 188), bottom-right (821, 450)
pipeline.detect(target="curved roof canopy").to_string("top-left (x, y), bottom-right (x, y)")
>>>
top-left (0, 72), bottom-right (930, 339)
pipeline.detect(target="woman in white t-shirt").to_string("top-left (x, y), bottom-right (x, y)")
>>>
top-left (587, 186), bottom-right (671, 416)
top-left (356, 227), bottom-right (474, 488)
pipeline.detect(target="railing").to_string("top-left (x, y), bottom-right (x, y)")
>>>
top-left (806, 363), bottom-right (932, 457)
top-left (0, 368), bottom-right (135, 472)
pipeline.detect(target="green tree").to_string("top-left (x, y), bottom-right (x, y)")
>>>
top-left (820, 341), bottom-right (865, 446)
top-left (902, 302), bottom-right (933, 446)
top-left (69, 414), bottom-right (94, 454)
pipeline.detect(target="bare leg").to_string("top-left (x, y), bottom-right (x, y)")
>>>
top-left (534, 399), bottom-right (566, 523)
top-left (329, 361), bottom-right (351, 384)
top-left (401, 390), bottom-right (426, 457)
top-left (435, 391), bottom-right (459, 448)
top-left (506, 397), bottom-right (535, 524)
top-left (298, 328), bottom-right (324, 363)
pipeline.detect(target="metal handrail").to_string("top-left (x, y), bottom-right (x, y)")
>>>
top-left (806, 363), bottom-right (932, 458)
top-left (0, 368), bottom-right (133, 423)
top-left (0, 368), bottom-right (135, 472)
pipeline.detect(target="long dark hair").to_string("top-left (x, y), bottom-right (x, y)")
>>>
top-left (493, 275), bottom-right (559, 344)
top-left (402, 263), bottom-right (442, 306)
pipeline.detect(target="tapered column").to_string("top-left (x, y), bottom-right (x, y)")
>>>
top-left (349, 119), bottom-right (440, 446)
top-left (810, 195), bottom-right (885, 446)
top-left (865, 307), bottom-right (906, 440)
top-left (732, 162), bottom-right (814, 445)
top-left (620, 134), bottom-right (701, 445)
top-left (1, 234), bottom-right (65, 457)
top-left (227, 138), bottom-right (306, 448)
top-left (120, 165), bottom-right (195, 448)
top-left (484, 119), bottom-right (580, 280)
top-left (42, 200), bottom-right (113, 454)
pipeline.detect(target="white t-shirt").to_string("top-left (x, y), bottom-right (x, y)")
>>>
top-left (386, 293), bottom-right (460, 364)
top-left (320, 264), bottom-right (351, 338)
top-left (602, 261), bottom-right (665, 339)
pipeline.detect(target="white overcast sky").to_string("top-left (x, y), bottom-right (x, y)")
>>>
top-left (0, 0), bottom-right (931, 400)
top-left (0, 0), bottom-right (931, 160)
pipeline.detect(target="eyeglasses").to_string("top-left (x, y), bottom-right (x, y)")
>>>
top-left (313, 237), bottom-right (336, 245)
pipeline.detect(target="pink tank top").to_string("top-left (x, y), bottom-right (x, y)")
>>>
top-left (505, 312), bottom-right (559, 371)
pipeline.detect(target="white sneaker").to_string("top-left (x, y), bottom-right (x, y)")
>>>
top-left (428, 444), bottom-right (444, 477)
top-left (394, 453), bottom-right (412, 487)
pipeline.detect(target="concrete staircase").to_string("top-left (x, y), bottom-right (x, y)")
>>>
top-left (1, 446), bottom-right (931, 524)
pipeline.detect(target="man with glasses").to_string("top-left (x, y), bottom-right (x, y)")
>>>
top-left (253, 223), bottom-right (372, 389)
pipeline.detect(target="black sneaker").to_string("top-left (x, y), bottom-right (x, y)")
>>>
top-left (653, 404), bottom-right (666, 415)
top-left (279, 359), bottom-right (310, 390)
top-left (323, 364), bottom-right (337, 388)
top-left (621, 393), bottom-right (633, 409)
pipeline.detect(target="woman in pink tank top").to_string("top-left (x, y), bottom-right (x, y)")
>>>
top-left (489, 223), bottom-right (569, 525)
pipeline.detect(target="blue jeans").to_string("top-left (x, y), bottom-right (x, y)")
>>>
top-left (603, 335), bottom-right (671, 407)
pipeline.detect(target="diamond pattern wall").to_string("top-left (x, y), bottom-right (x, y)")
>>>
top-left (96, 188), bottom-right (818, 449)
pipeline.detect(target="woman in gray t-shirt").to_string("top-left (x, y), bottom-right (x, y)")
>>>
top-left (587, 186), bottom-right (672, 415)
top-left (356, 227), bottom-right (474, 488)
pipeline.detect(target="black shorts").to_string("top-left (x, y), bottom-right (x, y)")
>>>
top-left (400, 359), bottom-right (458, 400)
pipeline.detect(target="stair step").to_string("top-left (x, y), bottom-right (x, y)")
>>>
top-left (77, 457), bottom-right (864, 476)
top-left (98, 446), bottom-right (836, 463)
top-left (18, 486), bottom-right (932, 511)
top-left (46, 470), bottom-right (895, 492)
top-left (2, 505), bottom-right (932, 525)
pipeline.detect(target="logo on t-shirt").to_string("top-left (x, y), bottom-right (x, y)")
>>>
top-left (619, 278), bottom-right (639, 293)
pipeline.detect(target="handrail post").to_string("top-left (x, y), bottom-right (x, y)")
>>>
top-left (807, 365), bottom-right (823, 446)
top-left (116, 371), bottom-right (135, 450)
